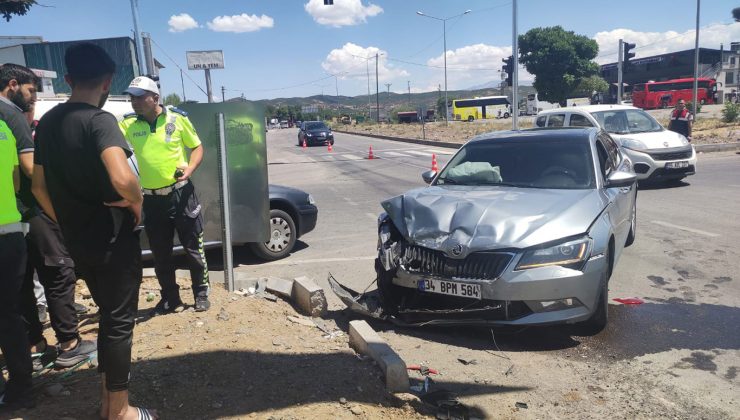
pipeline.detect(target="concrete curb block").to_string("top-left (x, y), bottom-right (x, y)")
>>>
top-left (348, 320), bottom-right (409, 393)
top-left (694, 142), bottom-right (740, 153)
top-left (292, 276), bottom-right (328, 317)
top-left (336, 129), bottom-right (740, 154)
top-left (264, 277), bottom-right (295, 298)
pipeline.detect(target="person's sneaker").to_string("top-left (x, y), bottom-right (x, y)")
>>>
top-left (194, 296), bottom-right (211, 312)
top-left (54, 339), bottom-right (97, 368)
top-left (73, 302), bottom-right (89, 315)
top-left (150, 298), bottom-right (185, 316)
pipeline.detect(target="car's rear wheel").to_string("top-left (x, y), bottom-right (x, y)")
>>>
top-left (467, 116), bottom-right (474, 122)
top-left (625, 201), bottom-right (636, 247)
top-left (503, 112), bottom-right (510, 118)
top-left (250, 209), bottom-right (296, 261)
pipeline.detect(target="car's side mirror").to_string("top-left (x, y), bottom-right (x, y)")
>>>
top-left (422, 170), bottom-right (437, 184)
top-left (605, 170), bottom-right (636, 188)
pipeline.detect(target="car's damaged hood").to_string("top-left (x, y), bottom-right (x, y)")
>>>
top-left (381, 186), bottom-right (607, 252)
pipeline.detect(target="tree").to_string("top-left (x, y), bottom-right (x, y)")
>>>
top-left (163, 93), bottom-right (182, 107)
top-left (0, 0), bottom-right (36, 21)
top-left (518, 26), bottom-right (600, 106)
top-left (572, 75), bottom-right (609, 98)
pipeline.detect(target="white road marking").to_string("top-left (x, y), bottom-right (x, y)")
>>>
top-left (343, 197), bottom-right (359, 206)
top-left (426, 149), bottom-right (454, 155)
top-left (651, 220), bottom-right (720, 238)
top-left (322, 155), bottom-right (336, 161)
top-left (256, 255), bottom-right (377, 266)
top-left (727, 184), bottom-right (740, 188)
top-left (269, 158), bottom-right (290, 164)
top-left (405, 150), bottom-right (432, 156)
top-left (341, 154), bottom-right (363, 160)
top-left (384, 151), bottom-right (412, 157)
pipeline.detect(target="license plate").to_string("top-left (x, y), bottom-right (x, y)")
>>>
top-left (666, 160), bottom-right (689, 169)
top-left (418, 279), bottom-right (481, 300)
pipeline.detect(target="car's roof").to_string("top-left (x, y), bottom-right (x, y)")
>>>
top-left (538, 104), bottom-right (638, 115)
top-left (469, 127), bottom-right (598, 144)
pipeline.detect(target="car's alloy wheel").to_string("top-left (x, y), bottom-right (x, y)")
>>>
top-left (250, 209), bottom-right (296, 261)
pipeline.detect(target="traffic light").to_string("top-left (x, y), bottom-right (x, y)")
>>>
top-left (623, 42), bottom-right (636, 71)
top-left (502, 55), bottom-right (513, 87)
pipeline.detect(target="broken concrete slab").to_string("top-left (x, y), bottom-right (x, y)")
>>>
top-left (293, 276), bottom-right (327, 317)
top-left (348, 320), bottom-right (409, 393)
top-left (142, 268), bottom-right (156, 278)
top-left (263, 277), bottom-right (294, 298)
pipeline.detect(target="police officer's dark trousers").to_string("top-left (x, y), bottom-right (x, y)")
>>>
top-left (144, 180), bottom-right (209, 304)
top-left (20, 210), bottom-right (79, 346)
top-left (0, 231), bottom-right (33, 400)
top-left (76, 211), bottom-right (141, 392)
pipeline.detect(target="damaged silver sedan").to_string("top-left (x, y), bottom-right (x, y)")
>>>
top-left (354, 128), bottom-right (637, 334)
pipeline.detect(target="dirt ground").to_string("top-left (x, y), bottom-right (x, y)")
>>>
top-left (3, 278), bottom-right (433, 420)
top-left (340, 104), bottom-right (739, 146)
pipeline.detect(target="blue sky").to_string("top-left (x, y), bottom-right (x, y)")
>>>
top-left (3, 0), bottom-right (738, 101)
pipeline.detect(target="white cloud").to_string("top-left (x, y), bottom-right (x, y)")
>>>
top-left (304, 0), bottom-right (382, 27)
top-left (593, 22), bottom-right (740, 64)
top-left (168, 13), bottom-right (199, 33)
top-left (426, 43), bottom-right (534, 88)
top-left (322, 42), bottom-right (408, 81)
top-left (207, 13), bottom-right (274, 33)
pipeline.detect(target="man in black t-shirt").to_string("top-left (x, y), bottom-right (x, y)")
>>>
top-left (32, 43), bottom-right (156, 420)
top-left (0, 63), bottom-right (97, 371)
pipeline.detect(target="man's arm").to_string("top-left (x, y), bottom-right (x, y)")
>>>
top-left (100, 146), bottom-right (143, 226)
top-left (177, 144), bottom-right (203, 181)
top-left (31, 164), bottom-right (57, 222)
top-left (19, 152), bottom-right (33, 178)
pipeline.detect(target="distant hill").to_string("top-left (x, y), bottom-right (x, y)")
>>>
top-left (244, 85), bottom-right (538, 112)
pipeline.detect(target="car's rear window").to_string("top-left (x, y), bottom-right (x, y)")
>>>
top-left (437, 139), bottom-right (595, 190)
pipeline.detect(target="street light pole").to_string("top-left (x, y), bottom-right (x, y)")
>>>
top-left (417, 9), bottom-right (471, 126)
top-left (692, 0), bottom-right (701, 117)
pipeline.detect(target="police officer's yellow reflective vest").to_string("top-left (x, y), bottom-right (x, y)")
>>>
top-left (119, 106), bottom-right (201, 190)
top-left (0, 119), bottom-right (21, 225)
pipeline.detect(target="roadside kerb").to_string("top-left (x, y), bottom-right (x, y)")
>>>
top-left (348, 320), bottom-right (409, 393)
top-left (335, 129), bottom-right (739, 154)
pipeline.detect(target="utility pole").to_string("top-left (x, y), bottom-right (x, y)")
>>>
top-left (512, 0), bottom-right (519, 130)
top-left (221, 86), bottom-right (225, 102)
top-left (366, 59), bottom-right (371, 119)
top-left (375, 53), bottom-right (380, 123)
top-left (618, 39), bottom-right (624, 105)
top-left (385, 83), bottom-right (392, 100)
top-left (180, 69), bottom-right (186, 102)
top-left (129, 0), bottom-right (148, 76)
top-left (692, 0), bottom-right (701, 117)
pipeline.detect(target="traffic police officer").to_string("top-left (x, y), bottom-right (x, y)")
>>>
top-left (120, 76), bottom-right (210, 314)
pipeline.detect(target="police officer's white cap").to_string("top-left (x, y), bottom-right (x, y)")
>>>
top-left (124, 76), bottom-right (159, 96)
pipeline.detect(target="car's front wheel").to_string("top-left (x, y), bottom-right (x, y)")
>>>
top-left (574, 244), bottom-right (611, 335)
top-left (250, 209), bottom-right (296, 261)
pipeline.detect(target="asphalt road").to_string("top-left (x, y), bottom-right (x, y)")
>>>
top-left (234, 128), bottom-right (739, 418)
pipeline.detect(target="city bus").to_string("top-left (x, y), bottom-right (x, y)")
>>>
top-left (632, 77), bottom-right (717, 109)
top-left (452, 96), bottom-right (511, 121)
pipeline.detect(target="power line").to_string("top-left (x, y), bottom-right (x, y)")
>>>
top-left (149, 38), bottom-right (208, 97)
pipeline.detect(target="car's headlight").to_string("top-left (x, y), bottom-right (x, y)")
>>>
top-left (516, 237), bottom-right (592, 270)
top-left (619, 138), bottom-right (647, 151)
top-left (307, 194), bottom-right (316, 205)
top-left (306, 132), bottom-right (313, 137)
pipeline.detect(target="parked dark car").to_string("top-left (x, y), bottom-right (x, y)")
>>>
top-left (298, 121), bottom-right (334, 146)
top-left (250, 184), bottom-right (318, 260)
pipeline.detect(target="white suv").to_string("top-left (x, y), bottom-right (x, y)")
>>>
top-left (536, 105), bottom-right (696, 183)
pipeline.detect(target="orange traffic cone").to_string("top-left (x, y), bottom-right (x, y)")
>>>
top-left (327, 142), bottom-right (333, 152)
top-left (367, 146), bottom-right (375, 160)
top-left (431, 153), bottom-right (439, 172)
top-left (302, 139), bottom-right (307, 149)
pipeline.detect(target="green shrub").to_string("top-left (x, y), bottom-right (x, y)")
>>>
top-left (721, 102), bottom-right (739, 123)
top-left (686, 101), bottom-right (702, 114)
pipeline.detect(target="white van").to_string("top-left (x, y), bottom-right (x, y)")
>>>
top-left (536, 105), bottom-right (696, 183)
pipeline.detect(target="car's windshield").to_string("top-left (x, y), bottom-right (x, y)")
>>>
top-left (305, 122), bottom-right (328, 130)
top-left (592, 109), bottom-right (662, 134)
top-left (436, 139), bottom-right (595, 189)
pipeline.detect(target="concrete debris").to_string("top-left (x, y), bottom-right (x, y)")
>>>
top-left (293, 276), bottom-right (327, 317)
top-left (287, 315), bottom-right (316, 328)
top-left (217, 308), bottom-right (230, 321)
top-left (350, 405), bottom-right (363, 415)
top-left (515, 402), bottom-right (528, 409)
top-left (264, 277), bottom-right (295, 298)
top-left (348, 320), bottom-right (409, 393)
top-left (261, 292), bottom-right (279, 302)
